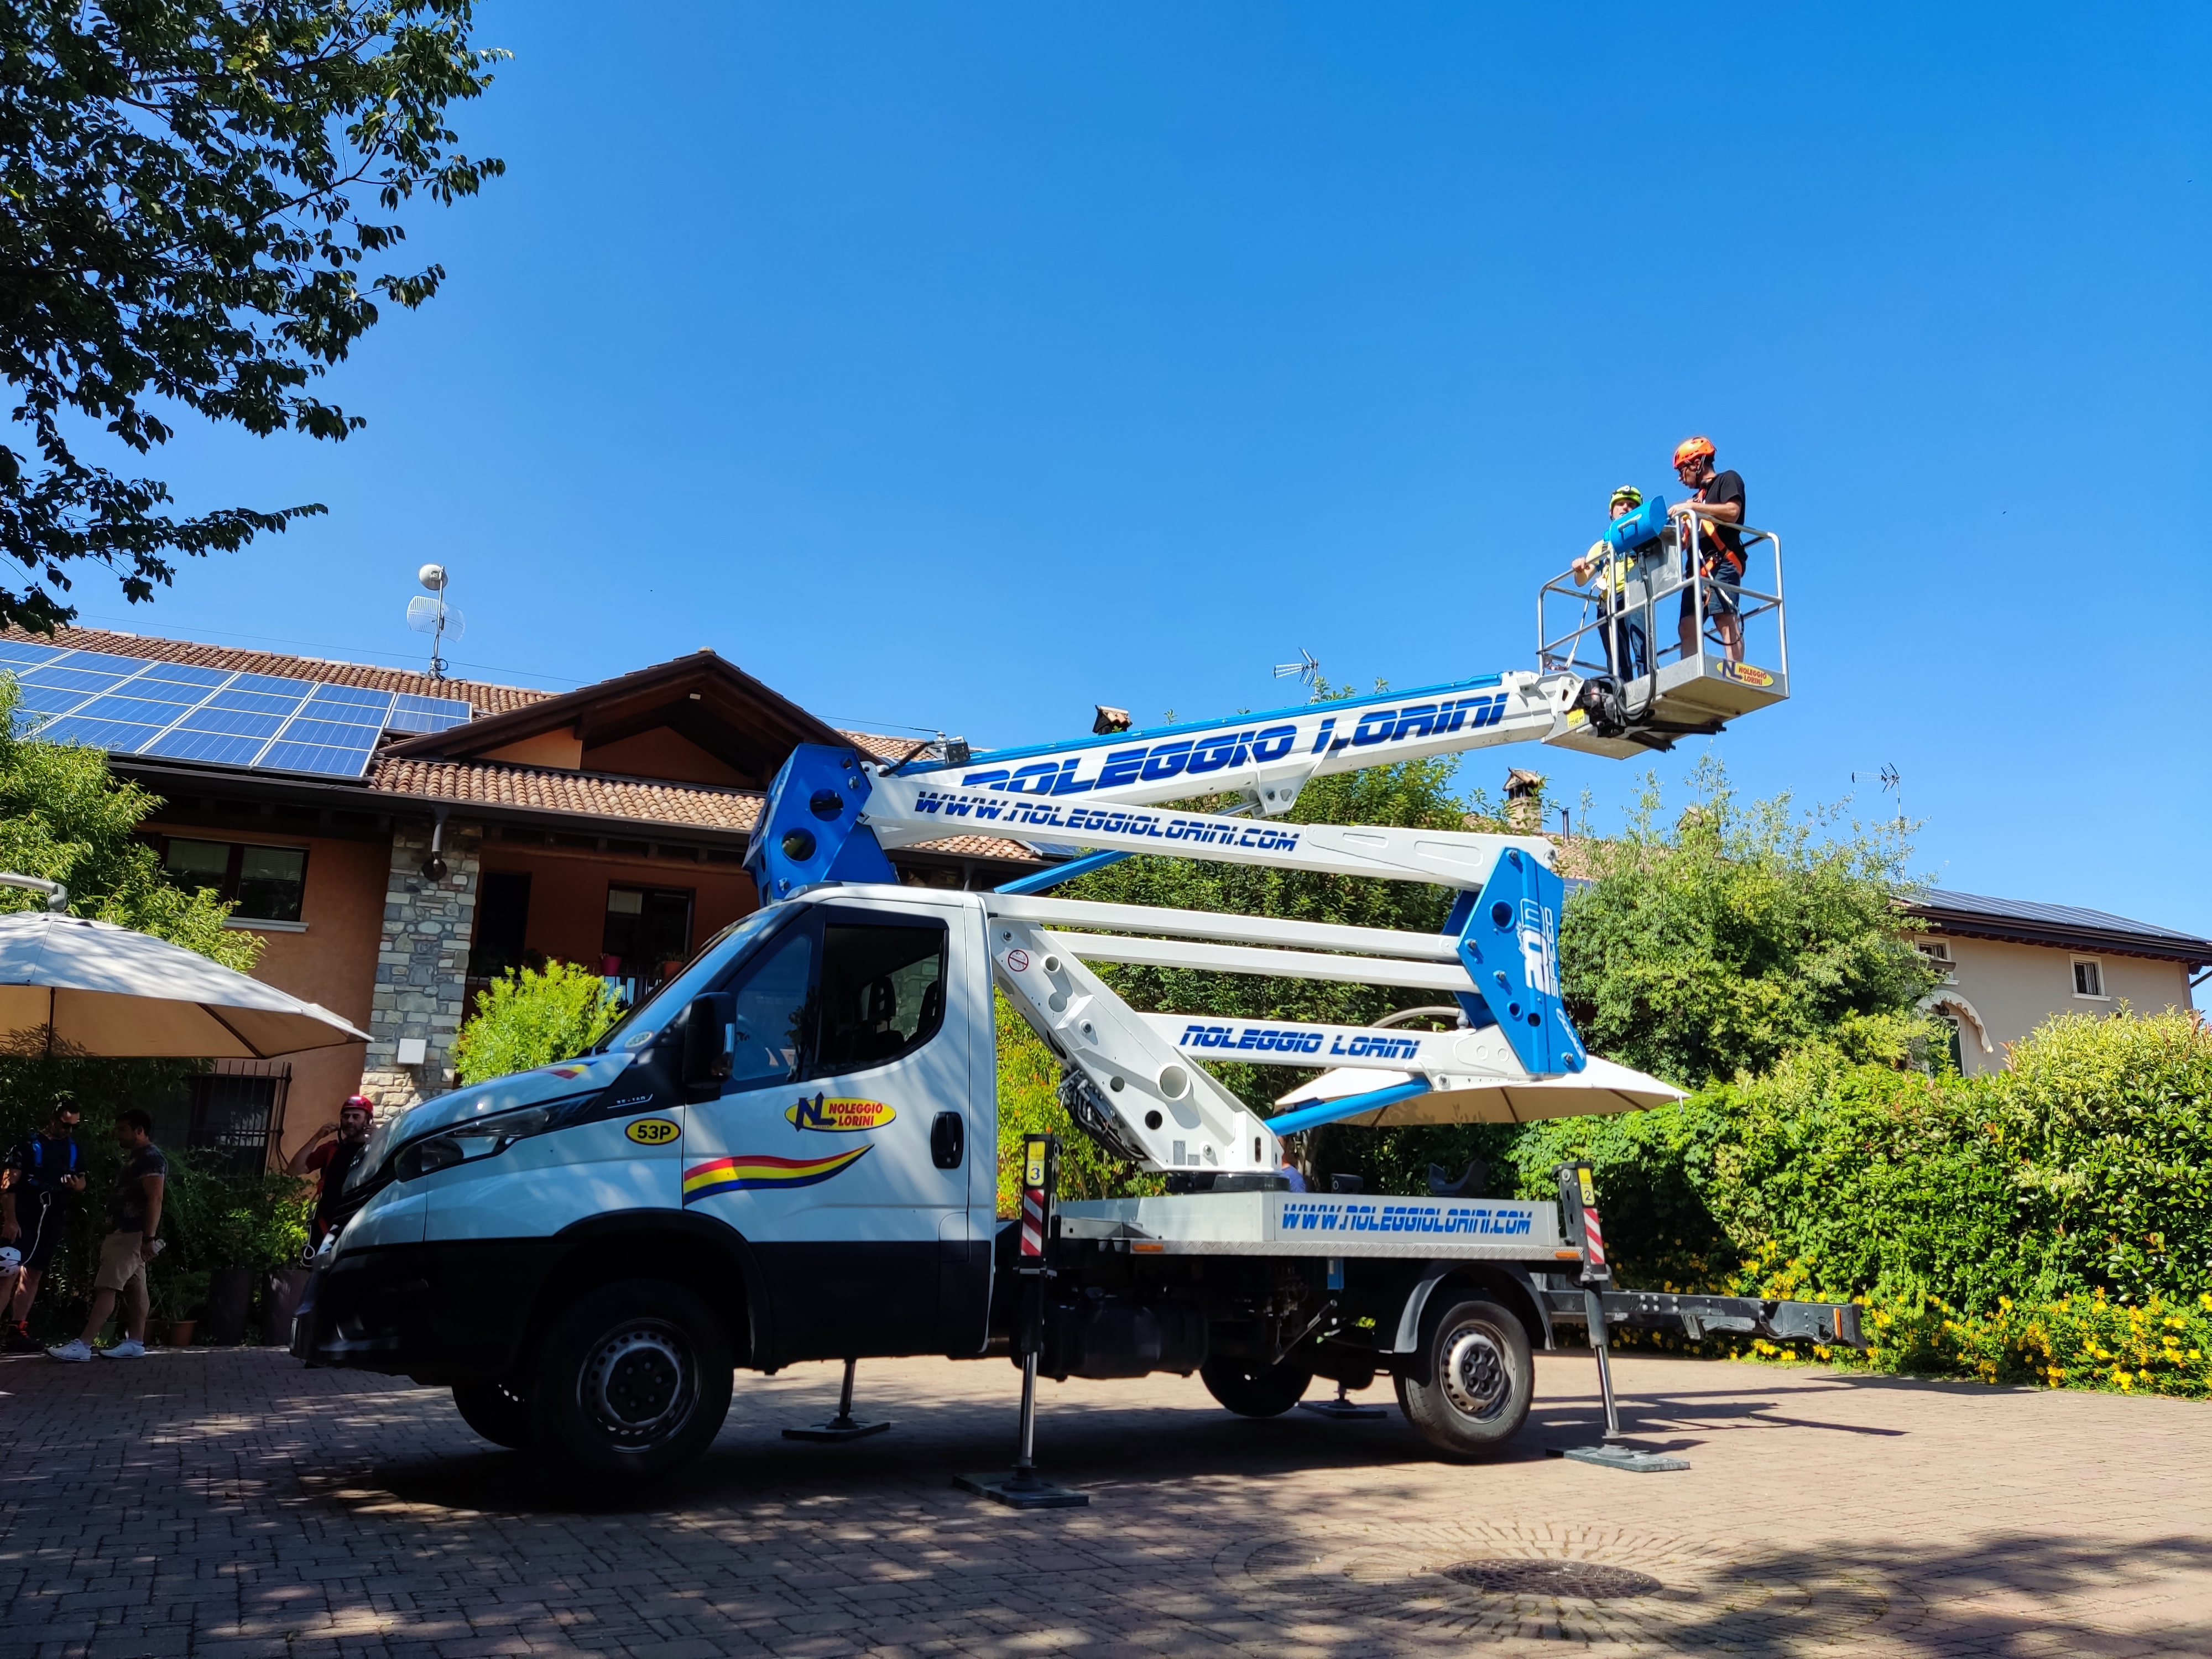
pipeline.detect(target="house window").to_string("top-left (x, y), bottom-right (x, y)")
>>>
top-left (470, 871), bottom-right (533, 978)
top-left (2072, 958), bottom-right (2105, 999)
top-left (161, 838), bottom-right (307, 924)
top-left (1915, 938), bottom-right (1957, 983)
top-left (602, 885), bottom-right (693, 979)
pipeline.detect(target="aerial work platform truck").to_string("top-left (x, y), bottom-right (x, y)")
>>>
top-left (301, 512), bottom-right (1855, 1481)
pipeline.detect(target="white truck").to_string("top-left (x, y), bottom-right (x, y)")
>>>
top-left (301, 518), bottom-right (1856, 1481)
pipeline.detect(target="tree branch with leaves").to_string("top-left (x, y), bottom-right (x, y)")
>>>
top-left (0, 0), bottom-right (505, 632)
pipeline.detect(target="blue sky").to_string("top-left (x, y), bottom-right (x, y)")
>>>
top-left (89, 4), bottom-right (2210, 936)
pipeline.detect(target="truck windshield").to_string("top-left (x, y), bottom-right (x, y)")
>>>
top-left (593, 907), bottom-right (782, 1055)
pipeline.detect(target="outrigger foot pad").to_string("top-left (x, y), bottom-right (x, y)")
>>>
top-left (1547, 1443), bottom-right (1689, 1473)
top-left (784, 1358), bottom-right (892, 1443)
top-left (1298, 1382), bottom-right (1387, 1420)
top-left (955, 1469), bottom-right (1089, 1509)
top-left (784, 1417), bottom-right (891, 1442)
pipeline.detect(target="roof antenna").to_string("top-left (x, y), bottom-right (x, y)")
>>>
top-left (1852, 763), bottom-right (1903, 827)
top-left (406, 564), bottom-right (465, 681)
top-left (1272, 648), bottom-right (1322, 693)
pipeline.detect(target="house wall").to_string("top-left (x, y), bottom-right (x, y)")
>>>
top-left (1922, 934), bottom-right (2195, 1074)
top-left (140, 817), bottom-right (382, 1165)
top-left (473, 836), bottom-right (758, 970)
top-left (580, 728), bottom-right (751, 787)
top-left (359, 822), bottom-right (484, 1113)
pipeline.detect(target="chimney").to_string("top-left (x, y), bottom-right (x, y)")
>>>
top-left (1503, 769), bottom-right (1546, 834)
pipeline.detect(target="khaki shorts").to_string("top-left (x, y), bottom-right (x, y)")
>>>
top-left (95, 1231), bottom-right (148, 1293)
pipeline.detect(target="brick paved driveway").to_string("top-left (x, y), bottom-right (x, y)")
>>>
top-left (1, 1345), bottom-right (2206, 1657)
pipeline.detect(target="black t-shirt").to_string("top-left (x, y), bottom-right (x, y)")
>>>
top-left (2, 1131), bottom-right (81, 1197)
top-left (103, 1142), bottom-right (168, 1234)
top-left (1691, 469), bottom-right (1747, 567)
top-left (310, 1140), bottom-right (363, 1222)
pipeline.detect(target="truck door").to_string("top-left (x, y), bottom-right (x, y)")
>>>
top-left (684, 898), bottom-right (971, 1361)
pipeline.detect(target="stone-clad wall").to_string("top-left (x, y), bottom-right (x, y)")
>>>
top-left (358, 820), bottom-right (483, 1110)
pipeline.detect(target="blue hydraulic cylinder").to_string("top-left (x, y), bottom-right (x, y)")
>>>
top-left (745, 744), bottom-right (898, 902)
top-left (1444, 847), bottom-right (1587, 1077)
top-left (1266, 1079), bottom-right (1433, 1137)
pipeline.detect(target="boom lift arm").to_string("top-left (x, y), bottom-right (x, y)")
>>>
top-left (742, 556), bottom-right (1788, 1178)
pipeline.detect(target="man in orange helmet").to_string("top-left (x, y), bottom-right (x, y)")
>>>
top-left (1670, 436), bottom-right (1746, 664)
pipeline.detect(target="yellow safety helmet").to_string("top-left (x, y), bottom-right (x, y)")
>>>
top-left (1609, 485), bottom-right (1644, 512)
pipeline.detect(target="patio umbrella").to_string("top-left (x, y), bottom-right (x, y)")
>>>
top-left (1273, 1051), bottom-right (1684, 1128)
top-left (0, 910), bottom-right (371, 1058)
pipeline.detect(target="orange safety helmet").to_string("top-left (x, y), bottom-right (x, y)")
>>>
top-left (1672, 435), bottom-right (1717, 469)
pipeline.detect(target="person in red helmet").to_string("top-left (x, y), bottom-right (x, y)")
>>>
top-left (288, 1094), bottom-right (375, 1251)
top-left (1670, 436), bottom-right (1746, 664)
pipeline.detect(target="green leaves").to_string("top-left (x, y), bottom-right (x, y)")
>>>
top-left (1558, 755), bottom-right (1939, 1088)
top-left (452, 961), bottom-right (622, 1085)
top-left (1510, 1011), bottom-right (2212, 1316)
top-left (0, 2), bottom-right (504, 630)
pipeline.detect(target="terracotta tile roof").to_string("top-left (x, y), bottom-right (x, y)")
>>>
top-left (2, 625), bottom-right (550, 716)
top-left (373, 757), bottom-right (763, 833)
top-left (906, 834), bottom-right (1042, 863)
top-left (369, 758), bottom-right (1046, 865)
top-left (839, 729), bottom-right (930, 761)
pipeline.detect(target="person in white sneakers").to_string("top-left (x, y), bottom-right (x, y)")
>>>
top-left (48, 1110), bottom-right (166, 1361)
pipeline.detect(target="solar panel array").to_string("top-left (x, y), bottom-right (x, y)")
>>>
top-left (0, 639), bottom-right (474, 778)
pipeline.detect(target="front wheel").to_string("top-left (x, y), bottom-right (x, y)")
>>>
top-left (1395, 1296), bottom-right (1532, 1459)
top-left (452, 1379), bottom-right (534, 1449)
top-left (526, 1279), bottom-right (733, 1481)
top-left (1201, 1358), bottom-right (1313, 1418)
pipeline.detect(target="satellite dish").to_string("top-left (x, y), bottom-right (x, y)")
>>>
top-left (405, 571), bottom-right (463, 679)
top-left (406, 595), bottom-right (465, 643)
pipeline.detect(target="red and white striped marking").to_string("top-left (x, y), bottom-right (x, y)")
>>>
top-left (1020, 1187), bottom-right (1046, 1258)
top-left (1581, 1204), bottom-right (1609, 1273)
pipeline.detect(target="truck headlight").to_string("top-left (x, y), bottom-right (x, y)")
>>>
top-left (393, 1103), bottom-right (565, 1181)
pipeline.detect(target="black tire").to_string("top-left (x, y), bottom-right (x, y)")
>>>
top-left (1395, 1296), bottom-right (1532, 1460)
top-left (1200, 1358), bottom-right (1313, 1418)
top-left (452, 1379), bottom-right (534, 1450)
top-left (525, 1279), bottom-right (733, 1482)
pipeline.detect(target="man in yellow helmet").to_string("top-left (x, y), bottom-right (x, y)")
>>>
top-left (1670, 436), bottom-right (1746, 664)
top-left (1571, 484), bottom-right (1651, 681)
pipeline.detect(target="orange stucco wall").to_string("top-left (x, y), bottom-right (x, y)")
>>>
top-left (143, 820), bottom-right (384, 1165)
top-left (474, 839), bottom-right (759, 974)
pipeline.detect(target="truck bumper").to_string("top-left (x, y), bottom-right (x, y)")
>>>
top-left (290, 1239), bottom-right (557, 1384)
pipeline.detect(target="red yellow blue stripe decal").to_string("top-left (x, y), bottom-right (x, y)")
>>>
top-left (682, 1146), bottom-right (870, 1203)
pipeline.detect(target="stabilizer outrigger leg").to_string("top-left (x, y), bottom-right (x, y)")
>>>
top-left (957, 1135), bottom-right (1089, 1509)
top-left (1545, 1162), bottom-right (1690, 1474)
top-left (783, 1357), bottom-right (893, 1442)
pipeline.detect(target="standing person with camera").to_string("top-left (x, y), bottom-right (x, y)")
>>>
top-left (46, 1110), bottom-right (166, 1361)
top-left (2, 1094), bottom-right (87, 1352)
top-left (287, 1095), bottom-right (374, 1253)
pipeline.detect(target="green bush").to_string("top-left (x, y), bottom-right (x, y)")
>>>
top-left (1505, 1009), bottom-right (2211, 1393)
top-left (453, 961), bottom-right (622, 1084)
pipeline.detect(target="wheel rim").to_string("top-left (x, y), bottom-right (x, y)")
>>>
top-left (1439, 1321), bottom-right (1510, 1420)
top-left (578, 1322), bottom-right (697, 1448)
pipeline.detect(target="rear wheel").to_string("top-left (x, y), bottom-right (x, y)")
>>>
top-left (526, 1279), bottom-right (733, 1481)
top-left (1395, 1296), bottom-right (1532, 1459)
top-left (1201, 1358), bottom-right (1313, 1418)
top-left (452, 1379), bottom-right (534, 1449)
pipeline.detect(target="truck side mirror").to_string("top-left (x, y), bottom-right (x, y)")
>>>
top-left (681, 993), bottom-right (734, 1098)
